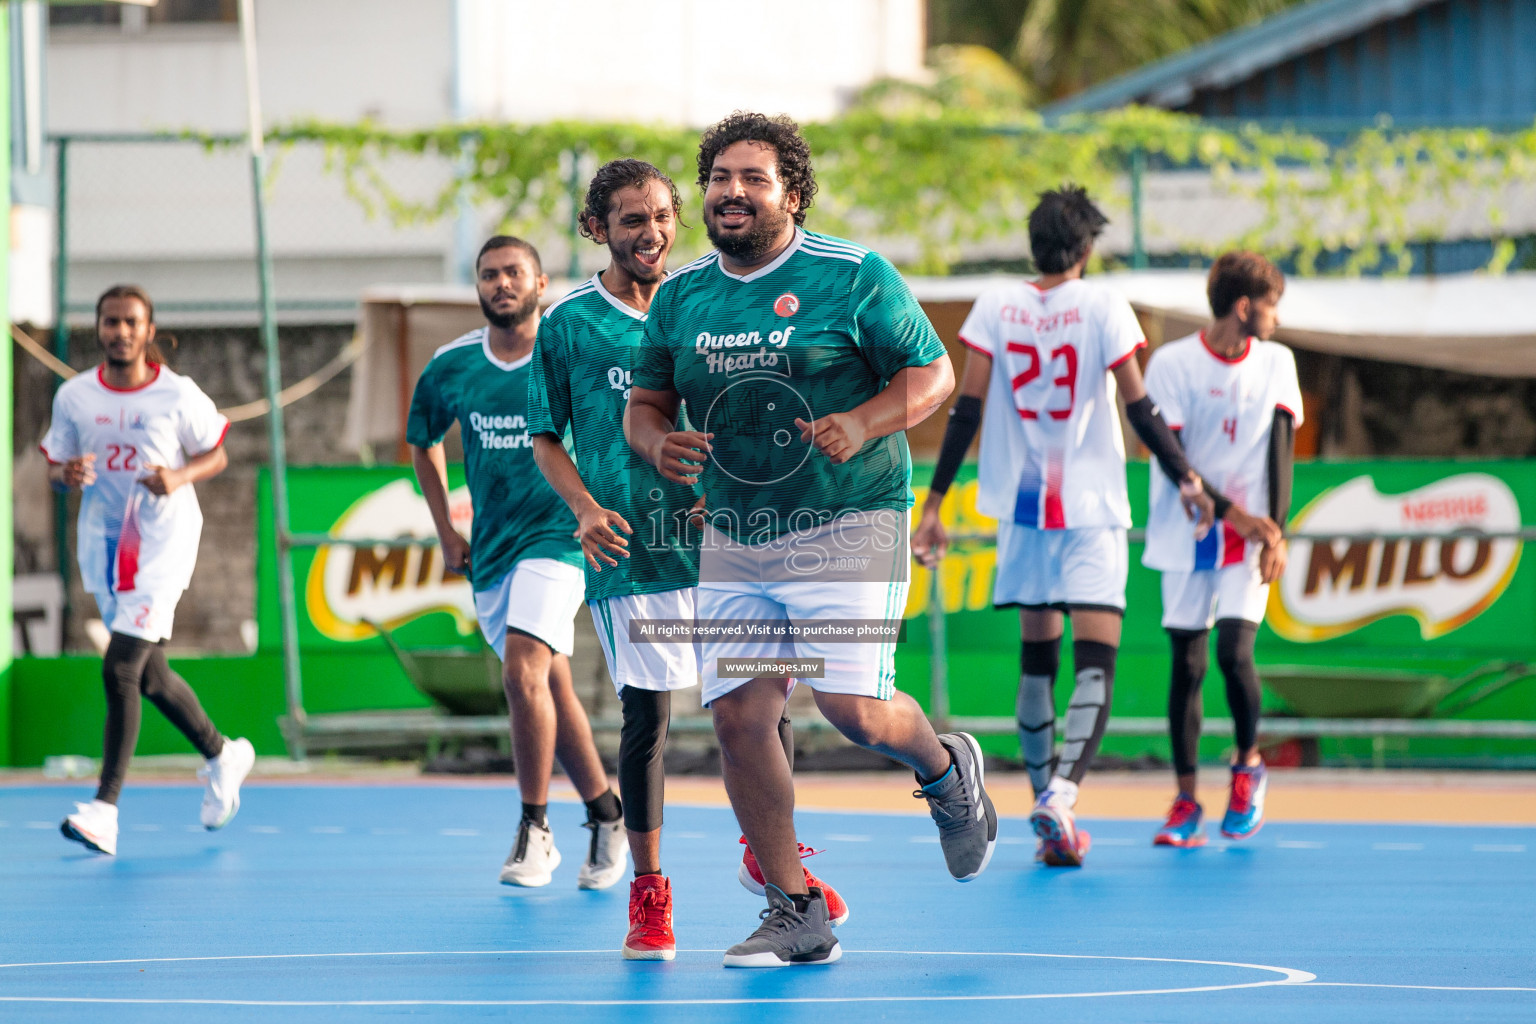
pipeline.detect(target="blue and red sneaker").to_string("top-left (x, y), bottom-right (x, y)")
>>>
top-left (1221, 763), bottom-right (1268, 839)
top-left (1153, 797), bottom-right (1207, 847)
top-left (1037, 828), bottom-right (1092, 867)
top-left (739, 837), bottom-right (849, 927)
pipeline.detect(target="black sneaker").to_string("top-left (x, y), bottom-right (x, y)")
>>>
top-left (915, 732), bottom-right (998, 881)
top-left (722, 884), bottom-right (842, 968)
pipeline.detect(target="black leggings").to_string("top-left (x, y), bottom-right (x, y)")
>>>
top-left (618, 687), bottom-right (794, 833)
top-left (96, 633), bottom-right (224, 805)
top-left (1167, 620), bottom-right (1262, 778)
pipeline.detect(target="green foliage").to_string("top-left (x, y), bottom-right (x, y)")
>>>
top-left (263, 110), bottom-right (1536, 277)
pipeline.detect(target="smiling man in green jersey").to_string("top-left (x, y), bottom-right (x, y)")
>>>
top-left (408, 235), bottom-right (623, 893)
top-left (529, 160), bottom-right (843, 961)
top-left (627, 113), bottom-right (998, 969)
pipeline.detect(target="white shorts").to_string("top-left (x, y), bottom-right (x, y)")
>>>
top-left (590, 588), bottom-right (700, 695)
top-left (473, 558), bottom-right (586, 658)
top-left (1160, 558), bottom-right (1269, 631)
top-left (92, 590), bottom-right (180, 644)
top-left (993, 523), bottom-right (1128, 611)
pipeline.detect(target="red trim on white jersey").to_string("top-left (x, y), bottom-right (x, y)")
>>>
top-left (39, 444), bottom-right (63, 466)
top-left (958, 335), bottom-right (991, 357)
top-left (1107, 339), bottom-right (1147, 370)
top-left (96, 363), bottom-right (163, 393)
top-left (1199, 331), bottom-right (1251, 365)
top-left (1276, 402), bottom-right (1298, 419)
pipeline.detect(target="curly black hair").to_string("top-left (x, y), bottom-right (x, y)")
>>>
top-left (696, 111), bottom-right (817, 226)
top-left (1028, 185), bottom-right (1108, 274)
top-left (578, 159), bottom-right (683, 242)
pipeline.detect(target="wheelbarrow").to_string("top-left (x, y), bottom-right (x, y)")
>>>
top-left (1261, 660), bottom-right (1532, 719)
top-left (367, 619), bottom-right (506, 717)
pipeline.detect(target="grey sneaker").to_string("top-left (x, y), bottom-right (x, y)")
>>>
top-left (722, 884), bottom-right (842, 968)
top-left (576, 815), bottom-right (627, 891)
top-left (915, 732), bottom-right (998, 881)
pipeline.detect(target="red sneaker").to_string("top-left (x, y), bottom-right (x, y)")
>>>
top-left (622, 874), bottom-right (675, 961)
top-left (1038, 828), bottom-right (1092, 868)
top-left (738, 836), bottom-right (850, 927)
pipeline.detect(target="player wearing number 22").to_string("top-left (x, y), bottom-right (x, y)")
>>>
top-left (914, 188), bottom-right (1278, 868)
top-left (43, 285), bottom-right (254, 859)
top-left (1144, 251), bottom-right (1300, 848)
top-left (628, 112), bottom-right (997, 969)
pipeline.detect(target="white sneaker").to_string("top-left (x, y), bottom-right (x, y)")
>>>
top-left (576, 816), bottom-right (628, 891)
top-left (61, 799), bottom-right (118, 856)
top-left (1028, 778), bottom-right (1080, 855)
top-left (199, 737), bottom-right (255, 830)
top-left (499, 818), bottom-right (561, 887)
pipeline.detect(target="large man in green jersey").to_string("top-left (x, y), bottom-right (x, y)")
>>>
top-left (529, 159), bottom-right (846, 961)
top-left (407, 236), bottom-right (623, 892)
top-left (627, 113), bottom-right (998, 968)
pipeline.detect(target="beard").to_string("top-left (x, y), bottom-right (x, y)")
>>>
top-left (706, 196), bottom-right (793, 263)
top-left (479, 289), bottom-right (538, 329)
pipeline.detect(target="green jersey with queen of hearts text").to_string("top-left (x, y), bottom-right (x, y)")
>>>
top-left (526, 274), bottom-right (701, 603)
top-left (406, 327), bottom-right (583, 591)
top-left (631, 228), bottom-right (947, 541)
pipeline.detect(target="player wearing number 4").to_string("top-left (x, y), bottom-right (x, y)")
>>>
top-left (1144, 252), bottom-right (1299, 847)
top-left (913, 188), bottom-right (1279, 868)
top-left (44, 285), bottom-right (254, 857)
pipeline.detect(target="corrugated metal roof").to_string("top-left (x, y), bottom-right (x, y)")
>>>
top-left (1043, 0), bottom-right (1442, 115)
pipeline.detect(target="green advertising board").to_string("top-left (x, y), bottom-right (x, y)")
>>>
top-left (258, 461), bottom-right (1536, 767)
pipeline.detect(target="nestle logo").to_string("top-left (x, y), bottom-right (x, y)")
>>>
top-left (1401, 494), bottom-right (1488, 524)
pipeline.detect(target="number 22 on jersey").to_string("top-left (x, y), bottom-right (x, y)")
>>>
top-left (1006, 341), bottom-right (1078, 420)
top-left (105, 444), bottom-right (139, 471)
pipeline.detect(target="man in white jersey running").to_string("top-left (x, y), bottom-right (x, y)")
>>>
top-left (45, 285), bottom-right (254, 857)
top-left (1144, 251), bottom-right (1297, 847)
top-left (913, 187), bottom-right (1279, 867)
top-left (409, 237), bottom-right (624, 891)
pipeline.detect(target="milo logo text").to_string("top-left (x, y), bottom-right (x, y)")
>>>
top-left (1270, 474), bottom-right (1521, 641)
top-left (304, 479), bottom-right (477, 642)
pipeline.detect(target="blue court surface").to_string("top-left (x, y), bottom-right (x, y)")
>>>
top-left (2, 782), bottom-right (1532, 1023)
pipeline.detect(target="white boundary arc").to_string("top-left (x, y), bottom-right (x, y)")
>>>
top-left (0, 948), bottom-right (1317, 1006)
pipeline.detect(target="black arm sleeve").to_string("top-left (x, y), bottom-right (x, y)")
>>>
top-left (1268, 408), bottom-right (1295, 528)
top-left (1126, 395), bottom-right (1193, 485)
top-left (928, 394), bottom-right (982, 498)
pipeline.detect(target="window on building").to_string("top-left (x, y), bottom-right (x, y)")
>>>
top-left (50, 1), bottom-right (238, 28)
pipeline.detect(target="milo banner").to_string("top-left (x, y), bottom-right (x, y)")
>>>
top-left (258, 462), bottom-right (1536, 731)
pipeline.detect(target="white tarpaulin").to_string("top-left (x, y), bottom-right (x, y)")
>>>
top-left (912, 270), bottom-right (1536, 378)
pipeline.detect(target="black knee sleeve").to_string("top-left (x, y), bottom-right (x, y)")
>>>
top-left (1056, 640), bottom-right (1116, 784)
top-left (618, 687), bottom-right (669, 833)
top-left (1016, 639), bottom-right (1062, 794)
top-left (1216, 619), bottom-right (1262, 755)
top-left (96, 634), bottom-right (157, 805)
top-left (1166, 629), bottom-right (1210, 779)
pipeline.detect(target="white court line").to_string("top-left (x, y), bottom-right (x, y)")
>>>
top-left (439, 829), bottom-right (479, 837)
top-left (0, 949), bottom-right (1315, 1005)
top-left (1277, 841), bottom-right (1325, 849)
top-left (25, 821), bottom-right (53, 829)
top-left (129, 824), bottom-right (162, 832)
top-left (824, 834), bottom-right (870, 842)
top-left (1372, 843), bottom-right (1425, 851)
top-left (1302, 983), bottom-right (1536, 992)
top-left (1472, 844), bottom-right (1526, 853)
top-left (309, 826), bottom-right (345, 834)
top-left (246, 826), bottom-right (280, 834)
top-left (909, 835), bottom-right (940, 844)
top-left (183, 825), bottom-right (202, 833)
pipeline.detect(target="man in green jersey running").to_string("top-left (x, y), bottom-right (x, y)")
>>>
top-left (529, 160), bottom-right (846, 961)
top-left (628, 113), bottom-right (998, 969)
top-left (408, 235), bottom-right (624, 892)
